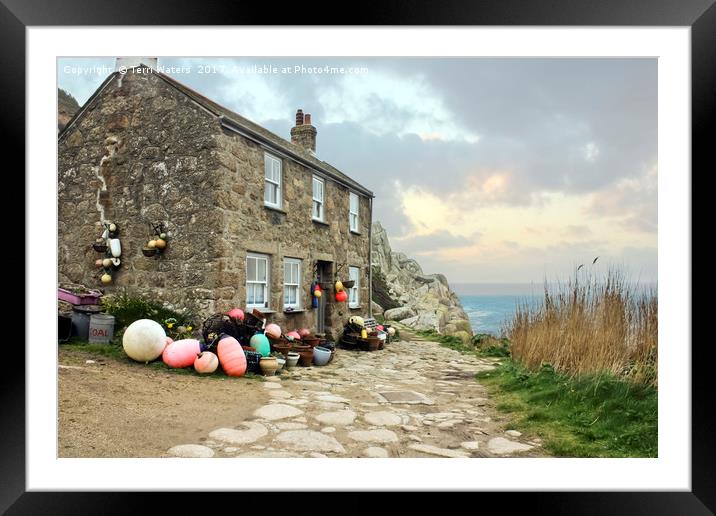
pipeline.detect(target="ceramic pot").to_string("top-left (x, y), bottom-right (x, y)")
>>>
top-left (286, 352), bottom-right (300, 368)
top-left (259, 356), bottom-right (279, 376)
top-left (312, 346), bottom-right (331, 366)
top-left (302, 336), bottom-right (320, 348)
top-left (298, 349), bottom-right (314, 367)
top-left (271, 340), bottom-right (292, 357)
top-left (275, 358), bottom-right (286, 371)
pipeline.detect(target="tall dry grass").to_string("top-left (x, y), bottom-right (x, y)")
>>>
top-left (508, 270), bottom-right (658, 387)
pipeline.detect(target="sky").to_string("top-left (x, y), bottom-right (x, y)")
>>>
top-left (58, 57), bottom-right (658, 285)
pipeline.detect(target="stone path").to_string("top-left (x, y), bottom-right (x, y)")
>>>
top-left (166, 335), bottom-right (544, 458)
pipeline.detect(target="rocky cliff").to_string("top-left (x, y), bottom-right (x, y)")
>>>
top-left (58, 88), bottom-right (80, 131)
top-left (371, 222), bottom-right (473, 343)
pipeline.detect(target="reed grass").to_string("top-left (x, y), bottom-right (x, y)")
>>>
top-left (508, 269), bottom-right (657, 387)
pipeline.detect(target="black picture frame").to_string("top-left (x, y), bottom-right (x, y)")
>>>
top-left (5, 0), bottom-right (708, 512)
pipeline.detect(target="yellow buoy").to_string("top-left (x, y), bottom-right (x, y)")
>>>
top-left (335, 281), bottom-right (344, 292)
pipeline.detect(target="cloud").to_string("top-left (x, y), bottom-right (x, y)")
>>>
top-left (585, 163), bottom-right (657, 233)
top-left (316, 71), bottom-right (480, 144)
top-left (392, 230), bottom-right (479, 256)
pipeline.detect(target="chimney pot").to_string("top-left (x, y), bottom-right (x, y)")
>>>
top-left (290, 109), bottom-right (317, 153)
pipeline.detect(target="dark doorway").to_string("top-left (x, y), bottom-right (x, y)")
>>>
top-left (316, 260), bottom-right (333, 333)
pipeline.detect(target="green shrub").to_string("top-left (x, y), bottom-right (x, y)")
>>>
top-left (102, 290), bottom-right (198, 339)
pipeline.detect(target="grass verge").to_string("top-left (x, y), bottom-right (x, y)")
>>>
top-left (476, 361), bottom-right (657, 457)
top-left (416, 329), bottom-right (509, 358)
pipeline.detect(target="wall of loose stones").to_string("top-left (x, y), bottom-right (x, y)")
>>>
top-left (213, 130), bottom-right (372, 337)
top-left (58, 70), bottom-right (225, 316)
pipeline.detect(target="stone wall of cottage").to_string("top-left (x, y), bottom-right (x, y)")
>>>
top-left (58, 70), bottom-right (225, 315)
top-left (213, 130), bottom-right (372, 338)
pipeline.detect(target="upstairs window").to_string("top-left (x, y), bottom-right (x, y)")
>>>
top-left (349, 192), bottom-right (360, 232)
top-left (246, 253), bottom-right (270, 309)
top-left (312, 176), bottom-right (325, 221)
top-left (348, 266), bottom-right (360, 308)
top-left (264, 153), bottom-right (282, 208)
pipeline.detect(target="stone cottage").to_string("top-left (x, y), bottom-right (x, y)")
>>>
top-left (58, 59), bottom-right (374, 337)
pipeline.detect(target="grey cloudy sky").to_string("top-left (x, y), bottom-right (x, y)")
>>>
top-left (58, 57), bottom-right (657, 284)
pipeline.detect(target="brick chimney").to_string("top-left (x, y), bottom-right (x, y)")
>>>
top-left (290, 109), bottom-right (317, 154)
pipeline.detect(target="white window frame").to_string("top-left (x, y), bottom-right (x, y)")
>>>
top-left (264, 152), bottom-right (282, 209)
top-left (349, 192), bottom-right (360, 233)
top-left (283, 257), bottom-right (302, 310)
top-left (312, 175), bottom-right (325, 221)
top-left (348, 266), bottom-right (360, 308)
top-left (246, 253), bottom-right (270, 309)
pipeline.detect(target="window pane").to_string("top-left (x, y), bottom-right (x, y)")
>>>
top-left (246, 283), bottom-right (255, 304)
top-left (273, 159), bottom-right (281, 179)
top-left (313, 177), bottom-right (323, 200)
top-left (257, 258), bottom-right (267, 282)
top-left (247, 257), bottom-right (256, 281)
top-left (350, 193), bottom-right (359, 213)
top-left (256, 285), bottom-right (265, 304)
top-left (284, 288), bottom-right (290, 305)
top-left (266, 182), bottom-right (279, 205)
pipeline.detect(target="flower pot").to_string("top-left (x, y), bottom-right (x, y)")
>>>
top-left (259, 356), bottom-right (279, 376)
top-left (286, 352), bottom-right (300, 368)
top-left (342, 280), bottom-right (355, 289)
top-left (270, 340), bottom-right (292, 357)
top-left (275, 358), bottom-right (286, 371)
top-left (92, 243), bottom-right (108, 253)
top-left (312, 346), bottom-right (332, 366)
top-left (298, 348), bottom-right (314, 367)
top-left (302, 336), bottom-right (320, 348)
top-left (366, 336), bottom-right (381, 351)
top-left (142, 247), bottom-right (157, 257)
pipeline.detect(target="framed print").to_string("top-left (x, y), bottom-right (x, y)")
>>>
top-left (4, 0), bottom-right (711, 512)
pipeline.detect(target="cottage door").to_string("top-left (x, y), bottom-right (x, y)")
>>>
top-left (316, 261), bottom-right (332, 334)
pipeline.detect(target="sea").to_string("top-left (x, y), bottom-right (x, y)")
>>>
top-left (453, 282), bottom-right (657, 337)
top-left (457, 295), bottom-right (529, 337)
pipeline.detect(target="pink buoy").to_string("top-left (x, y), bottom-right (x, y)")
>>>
top-left (298, 328), bottom-right (311, 338)
top-left (164, 336), bottom-right (174, 348)
top-left (286, 331), bottom-right (301, 340)
top-left (227, 308), bottom-right (245, 321)
top-left (194, 351), bottom-right (219, 374)
top-left (162, 339), bottom-right (201, 368)
top-left (217, 335), bottom-right (247, 377)
top-left (377, 325), bottom-right (384, 331)
top-left (265, 323), bottom-right (282, 340)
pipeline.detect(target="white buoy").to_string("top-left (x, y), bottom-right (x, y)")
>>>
top-left (122, 319), bottom-right (166, 362)
top-left (109, 238), bottom-right (122, 257)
